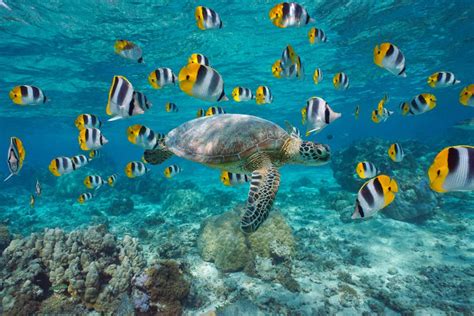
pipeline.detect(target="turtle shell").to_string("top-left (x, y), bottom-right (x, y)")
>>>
top-left (165, 114), bottom-right (289, 165)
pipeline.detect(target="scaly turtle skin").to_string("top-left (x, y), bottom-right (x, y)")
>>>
top-left (144, 114), bottom-right (330, 233)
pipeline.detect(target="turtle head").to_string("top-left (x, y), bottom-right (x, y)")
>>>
top-left (292, 140), bottom-right (330, 166)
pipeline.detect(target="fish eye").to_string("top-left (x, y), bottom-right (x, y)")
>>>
top-left (186, 75), bottom-right (190, 80)
top-left (465, 92), bottom-right (469, 95)
top-left (437, 169), bottom-right (441, 176)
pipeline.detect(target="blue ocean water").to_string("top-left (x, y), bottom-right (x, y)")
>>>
top-left (0, 1), bottom-right (473, 314)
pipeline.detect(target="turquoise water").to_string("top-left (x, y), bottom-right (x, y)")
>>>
top-left (0, 1), bottom-right (473, 314)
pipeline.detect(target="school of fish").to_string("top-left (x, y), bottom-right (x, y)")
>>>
top-left (3, 2), bottom-right (473, 219)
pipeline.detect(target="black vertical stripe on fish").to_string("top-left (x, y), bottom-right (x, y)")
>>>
top-left (147, 130), bottom-right (155, 142)
top-left (217, 90), bottom-right (226, 101)
top-left (418, 94), bottom-right (427, 105)
top-left (154, 69), bottom-right (160, 81)
top-left (445, 72), bottom-right (452, 83)
top-left (294, 3), bottom-right (302, 19)
top-left (117, 81), bottom-right (130, 105)
top-left (437, 72), bottom-right (442, 82)
top-left (395, 51), bottom-right (403, 65)
top-left (63, 157), bottom-right (69, 169)
top-left (386, 44), bottom-right (394, 57)
top-left (202, 7), bottom-right (208, 20)
top-left (197, 55), bottom-right (202, 63)
top-left (195, 65), bottom-right (208, 87)
top-left (131, 162), bottom-right (136, 173)
top-left (356, 200), bottom-right (365, 218)
top-left (92, 128), bottom-right (98, 143)
top-left (467, 147), bottom-right (474, 182)
top-left (305, 13), bottom-right (310, 24)
top-left (111, 77), bottom-right (119, 101)
top-left (394, 144), bottom-right (399, 155)
top-left (282, 2), bottom-right (290, 17)
top-left (207, 71), bottom-right (220, 95)
top-left (411, 99), bottom-right (420, 111)
top-left (210, 9), bottom-right (217, 24)
top-left (20, 85), bottom-right (28, 96)
top-left (238, 87), bottom-right (243, 95)
top-left (163, 69), bottom-right (169, 82)
top-left (32, 86), bottom-right (40, 98)
top-left (324, 107), bottom-right (330, 124)
top-left (139, 125), bottom-right (147, 136)
top-left (128, 99), bottom-right (135, 116)
top-left (361, 185), bottom-right (374, 207)
top-left (85, 128), bottom-right (90, 144)
top-left (373, 177), bottom-right (384, 197)
top-left (447, 147), bottom-right (460, 173)
top-left (398, 66), bottom-right (406, 76)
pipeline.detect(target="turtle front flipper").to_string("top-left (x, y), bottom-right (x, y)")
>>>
top-left (241, 165), bottom-right (280, 233)
top-left (143, 148), bottom-right (173, 165)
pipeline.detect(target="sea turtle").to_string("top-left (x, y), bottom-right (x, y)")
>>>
top-left (144, 114), bottom-right (330, 233)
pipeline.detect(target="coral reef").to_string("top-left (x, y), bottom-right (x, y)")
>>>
top-left (0, 225), bottom-right (145, 314)
top-left (132, 260), bottom-right (190, 315)
top-left (197, 206), bottom-right (298, 291)
top-left (331, 138), bottom-right (440, 222)
top-left (0, 223), bottom-right (11, 253)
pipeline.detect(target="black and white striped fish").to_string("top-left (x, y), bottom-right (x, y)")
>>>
top-left (388, 143), bottom-right (404, 162)
top-left (179, 63), bottom-right (228, 102)
top-left (232, 87), bottom-right (254, 102)
top-left (78, 128), bottom-right (108, 151)
top-left (400, 93), bottom-right (437, 116)
top-left (107, 174), bottom-right (118, 187)
top-left (255, 86), bottom-right (273, 105)
top-left (106, 76), bottom-right (134, 121)
top-left (205, 106), bottom-right (226, 116)
top-left (220, 171), bottom-right (250, 186)
top-left (125, 161), bottom-right (150, 178)
top-left (333, 72), bottom-right (349, 90)
top-left (269, 2), bottom-right (314, 28)
top-left (78, 192), bottom-right (93, 204)
top-left (127, 124), bottom-right (164, 150)
top-left (4, 137), bottom-right (25, 182)
top-left (356, 161), bottom-right (379, 179)
top-left (313, 68), bottom-right (323, 84)
top-left (301, 97), bottom-right (341, 135)
top-left (164, 164), bottom-right (182, 178)
top-left (148, 67), bottom-right (177, 89)
top-left (49, 157), bottom-right (76, 177)
top-left (428, 145), bottom-right (474, 193)
top-left (308, 28), bottom-right (327, 44)
top-left (188, 53), bottom-right (210, 66)
top-left (374, 42), bottom-right (406, 77)
top-left (195, 6), bottom-right (223, 30)
top-left (71, 154), bottom-right (90, 169)
top-left (427, 71), bottom-right (460, 88)
top-left (84, 175), bottom-right (106, 190)
top-left (352, 175), bottom-right (398, 219)
top-left (75, 114), bottom-right (102, 130)
top-left (9, 85), bottom-right (47, 105)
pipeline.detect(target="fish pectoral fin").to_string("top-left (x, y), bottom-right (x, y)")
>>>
top-left (240, 165), bottom-right (280, 233)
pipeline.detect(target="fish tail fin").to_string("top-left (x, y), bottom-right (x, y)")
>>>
top-left (454, 79), bottom-right (461, 84)
top-left (3, 173), bottom-right (14, 182)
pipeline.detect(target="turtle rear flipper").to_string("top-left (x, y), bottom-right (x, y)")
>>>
top-left (143, 148), bottom-right (173, 165)
top-left (241, 165), bottom-right (280, 233)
